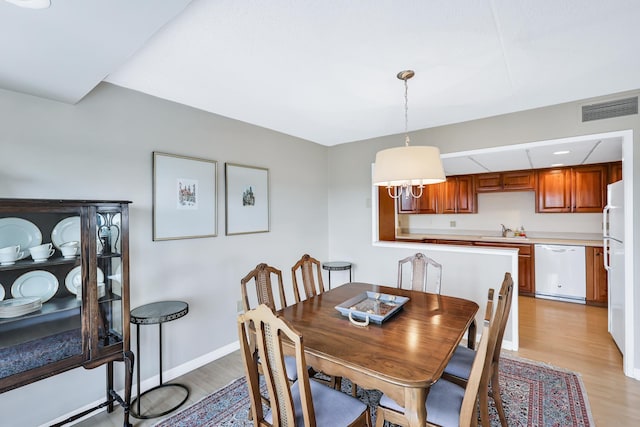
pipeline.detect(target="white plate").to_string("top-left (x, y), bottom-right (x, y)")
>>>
top-left (11, 270), bottom-right (59, 303)
top-left (0, 217), bottom-right (43, 259)
top-left (65, 266), bottom-right (104, 295)
top-left (0, 297), bottom-right (42, 318)
top-left (51, 216), bottom-right (81, 250)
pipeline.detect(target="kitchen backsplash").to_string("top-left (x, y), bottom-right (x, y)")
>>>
top-left (399, 191), bottom-right (602, 235)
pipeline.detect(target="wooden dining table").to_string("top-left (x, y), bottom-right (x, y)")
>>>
top-left (278, 282), bottom-right (479, 427)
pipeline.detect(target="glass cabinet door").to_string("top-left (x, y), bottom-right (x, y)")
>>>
top-left (93, 207), bottom-right (125, 352)
top-left (0, 208), bottom-right (84, 384)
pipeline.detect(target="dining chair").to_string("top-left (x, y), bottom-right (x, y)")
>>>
top-left (291, 253), bottom-right (326, 303)
top-left (291, 253), bottom-right (344, 391)
top-left (375, 287), bottom-right (497, 427)
top-left (238, 304), bottom-right (372, 427)
top-left (441, 272), bottom-right (514, 427)
top-left (240, 263), bottom-right (298, 385)
top-left (241, 263), bottom-right (289, 313)
top-left (397, 252), bottom-right (443, 294)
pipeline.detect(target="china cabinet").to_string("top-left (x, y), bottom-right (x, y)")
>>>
top-left (0, 198), bottom-right (132, 427)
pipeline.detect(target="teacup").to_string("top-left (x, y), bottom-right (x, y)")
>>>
top-left (0, 245), bottom-right (24, 265)
top-left (29, 243), bottom-right (55, 262)
top-left (60, 241), bottom-right (79, 258)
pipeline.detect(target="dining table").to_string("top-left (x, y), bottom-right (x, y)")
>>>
top-left (278, 281), bottom-right (479, 427)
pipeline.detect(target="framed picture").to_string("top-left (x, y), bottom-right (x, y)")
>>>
top-left (225, 163), bottom-right (270, 235)
top-left (153, 152), bottom-right (217, 241)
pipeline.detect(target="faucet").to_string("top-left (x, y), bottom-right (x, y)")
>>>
top-left (500, 224), bottom-right (510, 237)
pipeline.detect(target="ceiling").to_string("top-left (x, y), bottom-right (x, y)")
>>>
top-left (1, 0), bottom-right (636, 170)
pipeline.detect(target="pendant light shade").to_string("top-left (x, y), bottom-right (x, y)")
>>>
top-left (373, 70), bottom-right (446, 198)
top-left (373, 145), bottom-right (445, 187)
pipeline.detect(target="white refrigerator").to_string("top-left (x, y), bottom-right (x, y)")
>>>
top-left (603, 180), bottom-right (625, 354)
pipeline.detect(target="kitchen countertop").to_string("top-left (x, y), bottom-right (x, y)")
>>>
top-left (395, 230), bottom-right (603, 247)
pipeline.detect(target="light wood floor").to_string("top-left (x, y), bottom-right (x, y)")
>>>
top-left (75, 297), bottom-right (640, 426)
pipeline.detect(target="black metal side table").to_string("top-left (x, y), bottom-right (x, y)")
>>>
top-left (322, 261), bottom-right (352, 289)
top-left (130, 300), bottom-right (190, 419)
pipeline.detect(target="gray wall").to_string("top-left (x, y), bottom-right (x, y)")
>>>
top-left (0, 83), bottom-right (329, 426)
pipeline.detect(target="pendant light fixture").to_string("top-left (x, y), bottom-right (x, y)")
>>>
top-left (373, 70), bottom-right (446, 198)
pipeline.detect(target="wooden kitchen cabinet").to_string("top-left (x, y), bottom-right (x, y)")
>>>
top-left (536, 164), bottom-right (606, 213)
top-left (475, 170), bottom-right (535, 192)
top-left (503, 170), bottom-right (536, 191)
top-left (377, 187), bottom-right (396, 241)
top-left (586, 246), bottom-right (608, 306)
top-left (396, 185), bottom-right (438, 214)
top-left (572, 165), bottom-right (607, 212)
top-left (397, 175), bottom-right (476, 214)
top-left (0, 199), bottom-right (132, 425)
top-left (474, 241), bottom-right (535, 296)
top-left (609, 161), bottom-right (623, 183)
top-left (435, 239), bottom-right (474, 246)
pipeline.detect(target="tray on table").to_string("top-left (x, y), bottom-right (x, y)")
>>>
top-left (335, 291), bottom-right (409, 324)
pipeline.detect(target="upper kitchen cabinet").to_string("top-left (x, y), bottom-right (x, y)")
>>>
top-left (536, 164), bottom-right (606, 213)
top-left (397, 176), bottom-right (476, 214)
top-left (475, 170), bottom-right (535, 192)
top-left (441, 175), bottom-right (476, 214)
top-left (397, 184), bottom-right (439, 214)
top-left (609, 161), bottom-right (623, 183)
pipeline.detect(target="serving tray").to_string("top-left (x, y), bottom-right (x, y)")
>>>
top-left (335, 291), bottom-right (409, 324)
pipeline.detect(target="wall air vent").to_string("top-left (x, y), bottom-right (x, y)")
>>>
top-left (582, 96), bottom-right (638, 122)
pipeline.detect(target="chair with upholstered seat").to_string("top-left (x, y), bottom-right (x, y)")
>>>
top-left (442, 272), bottom-right (514, 427)
top-left (291, 253), bottom-right (344, 391)
top-left (397, 252), bottom-right (443, 294)
top-left (375, 287), bottom-right (498, 427)
top-left (241, 263), bottom-right (298, 386)
top-left (291, 253), bottom-right (326, 302)
top-left (238, 304), bottom-right (372, 427)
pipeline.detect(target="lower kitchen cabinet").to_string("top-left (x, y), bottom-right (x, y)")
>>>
top-left (474, 241), bottom-right (535, 296)
top-left (586, 246), bottom-right (608, 306)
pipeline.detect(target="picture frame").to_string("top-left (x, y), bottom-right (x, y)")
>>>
top-left (225, 163), bottom-right (270, 235)
top-left (153, 152), bottom-right (217, 241)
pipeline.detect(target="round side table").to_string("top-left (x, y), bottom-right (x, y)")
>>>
top-left (322, 261), bottom-right (352, 289)
top-left (130, 300), bottom-right (190, 419)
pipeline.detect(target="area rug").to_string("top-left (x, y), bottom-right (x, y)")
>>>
top-left (154, 354), bottom-right (594, 427)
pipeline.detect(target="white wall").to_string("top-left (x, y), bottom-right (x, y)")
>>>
top-left (401, 191), bottom-right (602, 235)
top-left (0, 83), bottom-right (329, 426)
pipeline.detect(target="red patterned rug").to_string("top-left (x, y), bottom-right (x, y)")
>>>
top-left (154, 354), bottom-right (594, 426)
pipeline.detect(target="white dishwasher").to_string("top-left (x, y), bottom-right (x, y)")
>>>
top-left (534, 244), bottom-right (586, 304)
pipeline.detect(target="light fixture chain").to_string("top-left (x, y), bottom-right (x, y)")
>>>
top-left (404, 77), bottom-right (410, 146)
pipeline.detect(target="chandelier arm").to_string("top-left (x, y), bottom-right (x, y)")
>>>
top-left (386, 186), bottom-right (402, 199)
top-left (409, 185), bottom-right (424, 199)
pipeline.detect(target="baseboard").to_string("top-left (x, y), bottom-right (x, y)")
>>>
top-left (43, 341), bottom-right (241, 427)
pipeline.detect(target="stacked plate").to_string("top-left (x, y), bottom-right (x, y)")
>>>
top-left (0, 297), bottom-right (42, 318)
